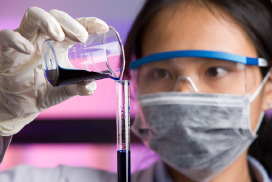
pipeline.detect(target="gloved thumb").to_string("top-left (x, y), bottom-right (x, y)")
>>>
top-left (76, 17), bottom-right (109, 35)
top-left (65, 80), bottom-right (97, 96)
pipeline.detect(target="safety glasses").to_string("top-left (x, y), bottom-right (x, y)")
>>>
top-left (130, 50), bottom-right (270, 95)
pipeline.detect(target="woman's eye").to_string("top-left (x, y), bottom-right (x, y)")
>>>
top-left (148, 69), bottom-right (171, 80)
top-left (206, 67), bottom-right (229, 78)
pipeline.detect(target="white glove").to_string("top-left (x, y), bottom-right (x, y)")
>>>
top-left (0, 7), bottom-right (109, 136)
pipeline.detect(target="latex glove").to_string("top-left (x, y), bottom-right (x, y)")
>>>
top-left (0, 7), bottom-right (109, 136)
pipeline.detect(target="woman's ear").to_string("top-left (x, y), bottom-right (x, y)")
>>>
top-left (262, 74), bottom-right (272, 111)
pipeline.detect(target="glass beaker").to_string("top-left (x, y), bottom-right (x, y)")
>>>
top-left (41, 26), bottom-right (125, 87)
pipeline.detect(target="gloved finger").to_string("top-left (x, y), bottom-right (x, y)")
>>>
top-left (76, 17), bottom-right (109, 35)
top-left (40, 85), bottom-right (73, 110)
top-left (17, 7), bottom-right (65, 41)
top-left (58, 18), bottom-right (109, 49)
top-left (49, 9), bottom-right (88, 43)
top-left (65, 80), bottom-right (97, 96)
top-left (0, 29), bottom-right (34, 54)
top-left (40, 81), bottom-right (96, 111)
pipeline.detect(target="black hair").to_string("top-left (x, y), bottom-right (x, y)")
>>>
top-left (124, 0), bottom-right (272, 176)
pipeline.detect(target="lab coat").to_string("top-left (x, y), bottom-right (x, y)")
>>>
top-left (0, 161), bottom-right (160, 182)
top-left (0, 157), bottom-right (270, 182)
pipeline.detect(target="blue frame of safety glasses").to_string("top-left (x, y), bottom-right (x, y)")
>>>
top-left (130, 50), bottom-right (268, 69)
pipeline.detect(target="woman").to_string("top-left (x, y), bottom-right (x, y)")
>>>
top-left (124, 0), bottom-right (272, 181)
top-left (0, 0), bottom-right (272, 181)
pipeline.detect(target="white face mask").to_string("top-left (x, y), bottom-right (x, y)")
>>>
top-left (132, 71), bottom-right (270, 182)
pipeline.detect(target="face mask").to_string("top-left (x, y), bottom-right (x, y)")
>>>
top-left (132, 71), bottom-right (270, 182)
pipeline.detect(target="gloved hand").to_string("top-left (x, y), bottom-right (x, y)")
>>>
top-left (0, 7), bottom-right (109, 136)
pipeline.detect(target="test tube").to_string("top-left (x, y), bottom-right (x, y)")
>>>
top-left (116, 80), bottom-right (131, 182)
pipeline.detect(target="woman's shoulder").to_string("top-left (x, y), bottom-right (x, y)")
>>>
top-left (248, 156), bottom-right (271, 182)
top-left (132, 160), bottom-right (173, 182)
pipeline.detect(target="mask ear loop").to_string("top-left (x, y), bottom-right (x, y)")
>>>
top-left (250, 66), bottom-right (272, 102)
top-left (174, 76), bottom-right (199, 93)
top-left (252, 112), bottom-right (264, 135)
top-left (250, 66), bottom-right (272, 134)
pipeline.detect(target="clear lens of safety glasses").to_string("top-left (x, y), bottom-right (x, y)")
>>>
top-left (42, 26), bottom-right (125, 87)
top-left (131, 58), bottom-right (261, 95)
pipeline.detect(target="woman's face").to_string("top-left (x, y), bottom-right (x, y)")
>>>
top-left (138, 3), bottom-right (271, 131)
